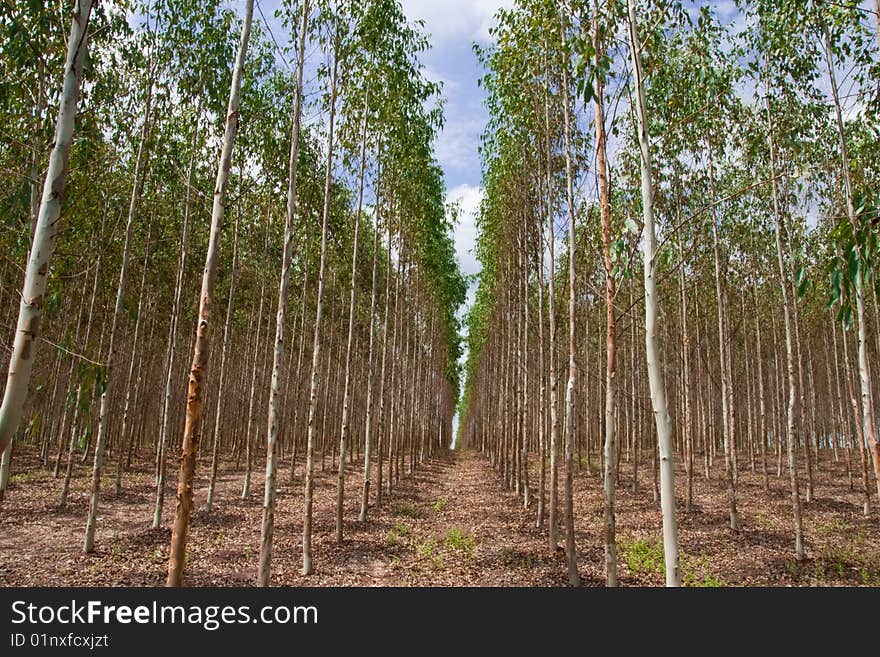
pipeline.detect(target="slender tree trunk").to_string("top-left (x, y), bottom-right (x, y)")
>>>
top-left (557, 9), bottom-right (580, 587)
top-left (115, 222), bottom-right (153, 495)
top-left (205, 213), bottom-right (240, 513)
top-left (83, 80), bottom-right (154, 553)
top-left (823, 26), bottom-right (880, 504)
top-left (680, 239), bottom-right (695, 509)
top-left (153, 118), bottom-right (200, 528)
top-left (336, 88), bottom-right (370, 544)
top-left (594, 6), bottom-right (617, 584)
top-left (707, 144), bottom-right (740, 531)
top-left (627, 0), bottom-right (681, 586)
top-left (302, 43), bottom-right (339, 576)
top-left (753, 280), bottom-right (769, 492)
top-left (60, 216), bottom-right (105, 508)
top-left (764, 81), bottom-right (804, 561)
top-left (359, 162), bottom-right (383, 520)
top-left (842, 324), bottom-right (871, 515)
top-left (543, 53), bottom-right (559, 553)
top-left (257, 0), bottom-right (309, 585)
top-left (536, 206), bottom-right (546, 530)
top-left (241, 208), bottom-right (270, 499)
top-left (166, 0), bottom-right (254, 587)
top-left (0, 0), bottom-right (95, 455)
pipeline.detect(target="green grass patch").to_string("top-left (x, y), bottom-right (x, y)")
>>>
top-left (445, 528), bottom-right (475, 556)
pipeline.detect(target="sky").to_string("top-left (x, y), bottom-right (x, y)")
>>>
top-left (396, 0), bottom-right (512, 318)
top-left (260, 0), bottom-right (506, 359)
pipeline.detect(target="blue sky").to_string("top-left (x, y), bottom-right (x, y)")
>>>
top-left (397, 0), bottom-right (513, 314)
top-left (259, 0), bottom-right (506, 323)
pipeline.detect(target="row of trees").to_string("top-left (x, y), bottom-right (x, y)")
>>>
top-left (0, 0), bottom-right (465, 585)
top-left (459, 0), bottom-right (880, 586)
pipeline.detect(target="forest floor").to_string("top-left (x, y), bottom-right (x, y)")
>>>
top-left (1, 443), bottom-right (878, 586)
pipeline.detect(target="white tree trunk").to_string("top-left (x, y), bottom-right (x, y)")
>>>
top-left (257, 0), bottom-right (309, 585)
top-left (627, 0), bottom-right (681, 586)
top-left (302, 45), bottom-right (339, 576)
top-left (336, 88), bottom-right (370, 544)
top-left (0, 0), bottom-right (95, 455)
top-left (83, 80), bottom-right (153, 553)
top-left (823, 26), bottom-right (880, 504)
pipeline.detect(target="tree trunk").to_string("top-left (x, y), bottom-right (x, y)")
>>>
top-left (594, 3), bottom-right (617, 585)
top-left (764, 80), bottom-right (805, 561)
top-left (83, 80), bottom-right (154, 553)
top-left (256, 0), bottom-right (309, 585)
top-left (336, 87), bottom-right (370, 544)
top-left (823, 26), bottom-right (880, 505)
top-left (166, 0), bottom-right (254, 587)
top-left (0, 0), bottom-right (95, 456)
top-left (627, 0), bottom-right (681, 586)
top-left (302, 42), bottom-right (339, 576)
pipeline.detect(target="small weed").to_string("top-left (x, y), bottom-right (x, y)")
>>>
top-left (416, 538), bottom-right (444, 569)
top-left (682, 554), bottom-right (726, 587)
top-left (432, 498), bottom-right (447, 513)
top-left (387, 521), bottom-right (409, 548)
top-left (9, 472), bottom-right (29, 484)
top-left (419, 538), bottom-right (437, 559)
top-left (859, 566), bottom-right (880, 586)
top-left (445, 528), bottom-right (475, 557)
top-left (820, 517), bottom-right (851, 536)
top-left (396, 501), bottom-right (422, 518)
top-left (621, 537), bottom-right (666, 576)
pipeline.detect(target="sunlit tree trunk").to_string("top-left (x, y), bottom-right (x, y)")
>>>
top-left (257, 0), bottom-right (309, 585)
top-left (764, 79), bottom-right (805, 561)
top-left (166, 0), bottom-right (254, 587)
top-left (205, 213), bottom-right (240, 513)
top-left (0, 0), bottom-right (95, 456)
top-left (627, 0), bottom-right (681, 586)
top-left (83, 79), bottom-right (154, 553)
top-left (823, 26), bottom-right (880, 504)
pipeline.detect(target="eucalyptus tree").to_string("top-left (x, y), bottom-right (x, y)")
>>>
top-left (556, 1), bottom-right (582, 588)
top-left (814, 0), bottom-right (880, 502)
top-left (334, 0), bottom-right (373, 544)
top-left (626, 0), bottom-right (681, 587)
top-left (257, 0), bottom-right (311, 588)
top-left (81, 9), bottom-right (164, 552)
top-left (166, 0), bottom-right (255, 587)
top-left (0, 0), bottom-right (98, 457)
top-left (150, 0), bottom-right (239, 529)
top-left (302, 0), bottom-right (349, 576)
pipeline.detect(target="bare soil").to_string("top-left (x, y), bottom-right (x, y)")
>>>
top-left (0, 444), bottom-right (877, 586)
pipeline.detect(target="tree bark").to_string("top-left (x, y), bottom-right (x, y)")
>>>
top-left (0, 0), bottom-right (95, 456)
top-left (627, 0), bottom-right (681, 586)
top-left (166, 0), bottom-right (254, 587)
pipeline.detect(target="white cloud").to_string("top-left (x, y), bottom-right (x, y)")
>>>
top-left (447, 183), bottom-right (483, 283)
top-left (435, 112), bottom-right (485, 175)
top-left (400, 0), bottom-right (513, 44)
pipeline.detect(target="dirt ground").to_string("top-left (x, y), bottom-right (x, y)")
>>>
top-left (0, 443), bottom-right (877, 586)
